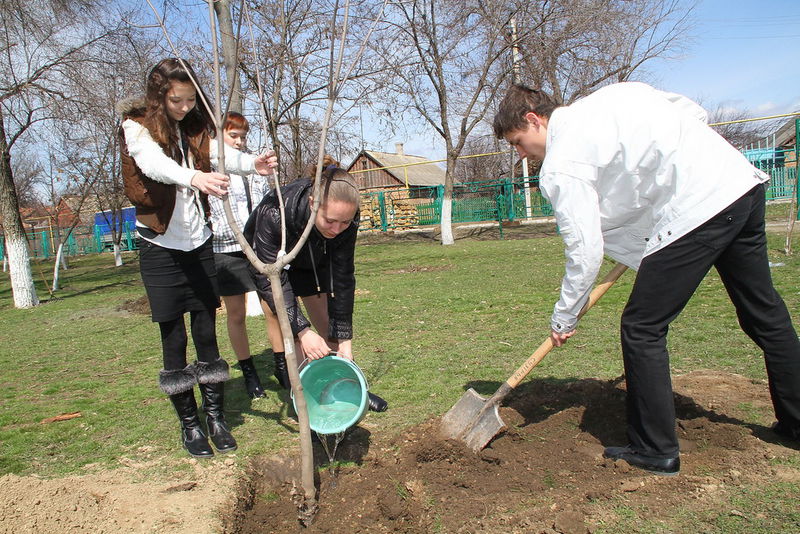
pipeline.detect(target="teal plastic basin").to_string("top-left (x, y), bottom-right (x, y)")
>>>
top-left (292, 355), bottom-right (369, 435)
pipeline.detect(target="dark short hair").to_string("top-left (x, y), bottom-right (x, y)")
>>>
top-left (493, 85), bottom-right (558, 138)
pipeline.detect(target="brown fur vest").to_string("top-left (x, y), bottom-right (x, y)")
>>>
top-left (118, 99), bottom-right (212, 234)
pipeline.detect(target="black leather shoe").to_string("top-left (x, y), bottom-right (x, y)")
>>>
top-left (772, 421), bottom-right (800, 441)
top-left (367, 392), bottom-right (388, 412)
top-left (239, 357), bottom-right (266, 399)
top-left (273, 352), bottom-right (291, 389)
top-left (603, 446), bottom-right (680, 476)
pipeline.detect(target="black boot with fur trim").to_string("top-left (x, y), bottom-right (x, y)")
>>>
top-left (195, 358), bottom-right (237, 453)
top-left (199, 382), bottom-right (238, 453)
top-left (193, 358), bottom-right (230, 385)
top-left (160, 365), bottom-right (213, 458)
top-left (168, 390), bottom-right (214, 458)
top-left (159, 366), bottom-right (197, 396)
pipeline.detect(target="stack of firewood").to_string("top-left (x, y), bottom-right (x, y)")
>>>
top-left (358, 197), bottom-right (379, 229)
top-left (389, 199), bottom-right (419, 228)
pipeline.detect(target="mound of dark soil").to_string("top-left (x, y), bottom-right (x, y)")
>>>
top-left (235, 371), bottom-right (800, 534)
top-left (117, 295), bottom-right (151, 315)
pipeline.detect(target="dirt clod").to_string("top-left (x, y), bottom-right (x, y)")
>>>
top-left (553, 510), bottom-right (587, 534)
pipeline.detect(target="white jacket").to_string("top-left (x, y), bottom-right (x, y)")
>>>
top-left (539, 82), bottom-right (768, 332)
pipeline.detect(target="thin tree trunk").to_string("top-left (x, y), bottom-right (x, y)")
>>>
top-left (785, 188), bottom-right (797, 256)
top-left (268, 270), bottom-right (318, 522)
top-left (53, 243), bottom-right (64, 291)
top-left (440, 162), bottom-right (456, 245)
top-left (214, 0), bottom-right (243, 113)
top-left (0, 108), bottom-right (39, 308)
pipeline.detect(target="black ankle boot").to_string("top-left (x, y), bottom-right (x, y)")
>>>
top-left (199, 382), bottom-right (238, 453)
top-left (273, 352), bottom-right (291, 389)
top-left (239, 357), bottom-right (266, 399)
top-left (368, 392), bottom-right (388, 412)
top-left (168, 389), bottom-right (214, 458)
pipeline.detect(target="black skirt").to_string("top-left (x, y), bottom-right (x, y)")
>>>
top-left (214, 251), bottom-right (257, 296)
top-left (138, 237), bottom-right (220, 322)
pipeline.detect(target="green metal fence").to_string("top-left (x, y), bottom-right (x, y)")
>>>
top-left (743, 146), bottom-right (797, 201)
top-left (359, 177), bottom-right (553, 232)
top-left (359, 165), bottom-right (797, 233)
top-left (764, 166), bottom-right (796, 201)
top-left (0, 222), bottom-right (139, 261)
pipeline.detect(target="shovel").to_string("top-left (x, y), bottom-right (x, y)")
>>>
top-left (441, 263), bottom-right (628, 452)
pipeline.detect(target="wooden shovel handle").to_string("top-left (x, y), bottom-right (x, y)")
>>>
top-left (506, 263), bottom-right (628, 389)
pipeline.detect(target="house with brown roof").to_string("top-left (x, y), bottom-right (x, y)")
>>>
top-left (346, 143), bottom-right (447, 192)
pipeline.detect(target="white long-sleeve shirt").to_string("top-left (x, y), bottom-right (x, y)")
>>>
top-left (539, 82), bottom-right (768, 333)
top-left (122, 119), bottom-right (259, 251)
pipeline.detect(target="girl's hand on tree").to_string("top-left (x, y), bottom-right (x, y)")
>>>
top-left (254, 149), bottom-right (278, 176)
top-left (298, 328), bottom-right (330, 360)
top-left (191, 171), bottom-right (230, 198)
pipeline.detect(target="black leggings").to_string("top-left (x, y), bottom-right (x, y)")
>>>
top-left (159, 309), bottom-right (221, 370)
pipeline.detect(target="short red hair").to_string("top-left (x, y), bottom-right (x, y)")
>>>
top-left (223, 111), bottom-right (249, 133)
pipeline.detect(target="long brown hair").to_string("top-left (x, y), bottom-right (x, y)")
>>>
top-left (308, 155), bottom-right (360, 208)
top-left (142, 58), bottom-right (214, 163)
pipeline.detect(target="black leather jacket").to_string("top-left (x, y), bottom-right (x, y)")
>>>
top-left (245, 179), bottom-right (357, 340)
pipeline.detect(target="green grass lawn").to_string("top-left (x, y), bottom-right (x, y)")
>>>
top-left (0, 216), bottom-right (799, 480)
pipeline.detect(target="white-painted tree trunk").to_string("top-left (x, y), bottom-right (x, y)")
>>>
top-left (440, 193), bottom-right (454, 245)
top-left (113, 243), bottom-right (123, 267)
top-left (6, 234), bottom-right (38, 308)
top-left (52, 243), bottom-right (65, 291)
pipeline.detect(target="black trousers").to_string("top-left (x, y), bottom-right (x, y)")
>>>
top-left (620, 184), bottom-right (800, 458)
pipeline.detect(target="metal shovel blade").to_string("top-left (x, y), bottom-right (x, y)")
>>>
top-left (440, 264), bottom-right (629, 453)
top-left (441, 388), bottom-right (506, 452)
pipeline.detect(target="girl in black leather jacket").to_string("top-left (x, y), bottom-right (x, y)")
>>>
top-left (246, 156), bottom-right (387, 412)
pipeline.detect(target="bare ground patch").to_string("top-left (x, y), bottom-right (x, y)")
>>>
top-left (2, 371), bottom-right (798, 534)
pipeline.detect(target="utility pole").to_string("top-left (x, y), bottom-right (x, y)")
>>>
top-left (510, 17), bottom-right (532, 218)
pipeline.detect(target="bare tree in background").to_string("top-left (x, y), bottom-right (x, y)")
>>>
top-left (378, 0), bottom-right (511, 245)
top-left (10, 145), bottom-right (46, 209)
top-left (0, 0), bottom-right (123, 308)
top-left (460, 135), bottom-right (510, 182)
top-left (513, 0), bottom-right (695, 104)
top-left (239, 0), bottom-right (377, 181)
top-left (707, 104), bottom-right (773, 148)
top-left (53, 33), bottom-right (157, 270)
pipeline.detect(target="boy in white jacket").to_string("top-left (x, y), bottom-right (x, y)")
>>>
top-left (493, 82), bottom-right (800, 475)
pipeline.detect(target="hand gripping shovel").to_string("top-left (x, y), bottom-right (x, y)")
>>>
top-left (441, 263), bottom-right (628, 452)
